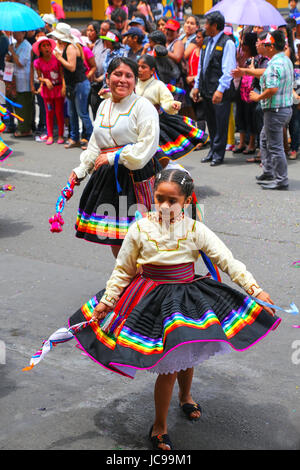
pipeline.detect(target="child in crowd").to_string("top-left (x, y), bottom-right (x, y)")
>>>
top-left (137, 0), bottom-right (154, 22)
top-left (105, 0), bottom-right (129, 20)
top-left (33, 36), bottom-right (65, 145)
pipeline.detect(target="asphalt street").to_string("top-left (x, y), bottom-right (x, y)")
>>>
top-left (0, 132), bottom-right (300, 452)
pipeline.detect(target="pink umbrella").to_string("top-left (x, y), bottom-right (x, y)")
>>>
top-left (206, 0), bottom-right (286, 26)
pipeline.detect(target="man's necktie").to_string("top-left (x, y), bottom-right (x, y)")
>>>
top-left (203, 37), bottom-right (214, 73)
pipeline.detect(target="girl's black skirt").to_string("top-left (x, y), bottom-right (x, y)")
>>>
top-left (155, 113), bottom-right (208, 166)
top-left (68, 271), bottom-right (280, 379)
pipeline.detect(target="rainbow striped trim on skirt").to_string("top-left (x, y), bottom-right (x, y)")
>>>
top-left (159, 127), bottom-right (205, 157)
top-left (76, 209), bottom-right (134, 240)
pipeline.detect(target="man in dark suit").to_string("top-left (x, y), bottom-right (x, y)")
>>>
top-left (192, 11), bottom-right (236, 166)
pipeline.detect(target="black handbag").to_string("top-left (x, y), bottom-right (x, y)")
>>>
top-left (66, 84), bottom-right (75, 100)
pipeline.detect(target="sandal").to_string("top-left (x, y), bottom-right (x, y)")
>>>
top-left (180, 402), bottom-right (202, 421)
top-left (246, 156), bottom-right (261, 163)
top-left (14, 131), bottom-right (32, 138)
top-left (232, 146), bottom-right (246, 154)
top-left (149, 426), bottom-right (173, 451)
top-left (64, 140), bottom-right (81, 149)
top-left (243, 148), bottom-right (256, 155)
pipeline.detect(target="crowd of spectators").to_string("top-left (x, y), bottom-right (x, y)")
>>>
top-left (0, 0), bottom-right (299, 188)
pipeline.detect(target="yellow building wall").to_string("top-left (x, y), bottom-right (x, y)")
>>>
top-left (37, 0), bottom-right (286, 21)
top-left (37, 0), bottom-right (107, 19)
top-left (267, 0), bottom-right (288, 8)
top-left (92, 0), bottom-right (107, 20)
top-left (192, 0), bottom-right (213, 15)
top-left (38, 0), bottom-right (52, 15)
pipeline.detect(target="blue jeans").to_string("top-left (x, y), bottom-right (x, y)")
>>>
top-left (67, 79), bottom-right (93, 142)
top-left (260, 107), bottom-right (292, 186)
top-left (163, 4), bottom-right (175, 17)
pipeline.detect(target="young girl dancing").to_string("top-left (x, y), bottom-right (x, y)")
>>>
top-left (69, 168), bottom-right (280, 451)
top-left (136, 54), bottom-right (207, 167)
top-left (33, 36), bottom-right (66, 145)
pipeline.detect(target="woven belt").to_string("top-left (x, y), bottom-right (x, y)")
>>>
top-left (142, 263), bottom-right (195, 283)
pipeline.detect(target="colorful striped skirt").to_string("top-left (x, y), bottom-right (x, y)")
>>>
top-left (68, 263), bottom-right (280, 378)
top-left (155, 113), bottom-right (208, 167)
top-left (75, 155), bottom-right (161, 246)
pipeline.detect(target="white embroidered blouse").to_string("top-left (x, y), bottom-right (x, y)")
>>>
top-left (101, 214), bottom-right (263, 307)
top-left (135, 77), bottom-right (181, 114)
top-left (73, 92), bottom-right (160, 179)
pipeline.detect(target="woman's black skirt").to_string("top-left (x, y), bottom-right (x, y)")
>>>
top-left (75, 157), bottom-right (161, 246)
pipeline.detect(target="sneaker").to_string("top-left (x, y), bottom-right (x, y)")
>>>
top-left (226, 144), bottom-right (235, 151)
top-left (40, 134), bottom-right (48, 142)
top-left (288, 150), bottom-right (297, 160)
top-left (256, 173), bottom-right (274, 184)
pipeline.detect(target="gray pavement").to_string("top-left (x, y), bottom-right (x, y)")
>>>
top-left (1, 134), bottom-right (300, 451)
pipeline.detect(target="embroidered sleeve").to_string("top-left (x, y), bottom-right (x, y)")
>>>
top-left (195, 222), bottom-right (263, 296)
top-left (158, 81), bottom-right (180, 115)
top-left (72, 132), bottom-right (99, 179)
top-left (100, 223), bottom-right (141, 306)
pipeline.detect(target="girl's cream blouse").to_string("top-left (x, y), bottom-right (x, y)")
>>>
top-left (101, 214), bottom-right (263, 308)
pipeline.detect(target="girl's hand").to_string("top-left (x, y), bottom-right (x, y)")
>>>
top-left (94, 153), bottom-right (109, 171)
top-left (256, 291), bottom-right (275, 316)
top-left (61, 85), bottom-right (66, 97)
top-left (172, 102), bottom-right (181, 111)
top-left (45, 78), bottom-right (53, 90)
top-left (68, 171), bottom-right (81, 186)
top-left (92, 302), bottom-right (111, 322)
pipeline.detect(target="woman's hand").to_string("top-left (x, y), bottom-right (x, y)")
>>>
top-left (53, 49), bottom-right (62, 60)
top-left (94, 153), bottom-right (109, 171)
top-left (68, 171), bottom-right (81, 186)
top-left (249, 90), bottom-right (260, 102)
top-left (256, 291), bottom-right (275, 316)
top-left (186, 75), bottom-right (195, 86)
top-left (92, 302), bottom-right (111, 322)
top-left (61, 84), bottom-right (66, 97)
top-left (231, 67), bottom-right (244, 79)
top-left (98, 87), bottom-right (110, 97)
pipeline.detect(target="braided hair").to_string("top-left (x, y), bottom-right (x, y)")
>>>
top-left (154, 169), bottom-right (194, 200)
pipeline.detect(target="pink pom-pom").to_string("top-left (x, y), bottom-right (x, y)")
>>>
top-left (50, 221), bottom-right (63, 233)
top-left (49, 213), bottom-right (65, 232)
